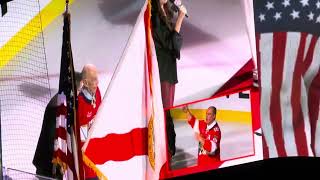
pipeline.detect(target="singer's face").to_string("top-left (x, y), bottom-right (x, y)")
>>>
top-left (160, 0), bottom-right (168, 5)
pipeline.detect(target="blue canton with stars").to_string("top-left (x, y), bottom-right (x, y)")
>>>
top-left (254, 0), bottom-right (320, 35)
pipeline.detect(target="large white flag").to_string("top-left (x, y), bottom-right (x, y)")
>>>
top-left (82, 1), bottom-right (166, 179)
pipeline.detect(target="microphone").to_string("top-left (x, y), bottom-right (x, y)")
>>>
top-left (169, 0), bottom-right (189, 18)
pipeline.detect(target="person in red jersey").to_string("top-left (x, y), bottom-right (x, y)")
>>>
top-left (78, 64), bottom-right (102, 180)
top-left (182, 105), bottom-right (221, 166)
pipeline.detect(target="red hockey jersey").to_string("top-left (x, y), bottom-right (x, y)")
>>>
top-left (77, 87), bottom-right (102, 178)
top-left (188, 115), bottom-right (221, 166)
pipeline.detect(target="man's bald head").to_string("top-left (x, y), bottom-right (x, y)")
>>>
top-left (82, 64), bottom-right (97, 79)
top-left (81, 64), bottom-right (99, 95)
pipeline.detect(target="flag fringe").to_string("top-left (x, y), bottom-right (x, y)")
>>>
top-left (52, 157), bottom-right (67, 173)
top-left (82, 154), bottom-right (109, 180)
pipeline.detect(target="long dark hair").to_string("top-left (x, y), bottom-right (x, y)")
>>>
top-left (152, 0), bottom-right (174, 30)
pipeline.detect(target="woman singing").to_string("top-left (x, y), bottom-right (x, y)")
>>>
top-left (151, 0), bottom-right (187, 157)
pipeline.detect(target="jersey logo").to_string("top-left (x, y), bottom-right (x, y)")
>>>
top-left (87, 111), bottom-right (92, 118)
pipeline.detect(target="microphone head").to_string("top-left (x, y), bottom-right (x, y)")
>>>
top-left (169, 0), bottom-right (179, 12)
top-left (169, 0), bottom-right (189, 18)
top-left (169, 0), bottom-right (182, 6)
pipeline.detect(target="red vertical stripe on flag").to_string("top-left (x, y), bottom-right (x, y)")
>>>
top-left (309, 70), bottom-right (320, 155)
top-left (302, 36), bottom-right (319, 75)
top-left (144, 2), bottom-right (152, 71)
top-left (256, 33), bottom-right (271, 159)
top-left (270, 32), bottom-right (287, 157)
top-left (256, 33), bottom-right (261, 89)
top-left (291, 33), bottom-right (309, 156)
top-left (262, 133), bottom-right (269, 159)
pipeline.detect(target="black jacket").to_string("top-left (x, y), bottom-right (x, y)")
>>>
top-left (32, 94), bottom-right (58, 177)
top-left (152, 12), bottom-right (183, 84)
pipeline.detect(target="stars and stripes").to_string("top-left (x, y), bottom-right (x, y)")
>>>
top-left (52, 10), bottom-right (82, 179)
top-left (255, 0), bottom-right (320, 35)
top-left (254, 0), bottom-right (320, 158)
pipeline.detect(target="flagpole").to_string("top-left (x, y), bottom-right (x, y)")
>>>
top-left (66, 0), bottom-right (69, 13)
top-left (64, 1), bottom-right (84, 179)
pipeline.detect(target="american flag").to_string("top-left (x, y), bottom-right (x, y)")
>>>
top-left (52, 11), bottom-right (83, 179)
top-left (254, 0), bottom-right (320, 158)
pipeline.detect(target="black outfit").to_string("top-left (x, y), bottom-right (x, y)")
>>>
top-left (33, 93), bottom-right (61, 179)
top-left (151, 13), bottom-right (183, 84)
top-left (151, 5), bottom-right (183, 157)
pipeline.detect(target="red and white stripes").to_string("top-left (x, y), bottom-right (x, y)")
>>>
top-left (258, 32), bottom-right (320, 158)
top-left (53, 93), bottom-right (77, 179)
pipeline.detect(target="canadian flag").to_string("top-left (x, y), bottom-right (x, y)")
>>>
top-left (82, 1), bottom-right (166, 180)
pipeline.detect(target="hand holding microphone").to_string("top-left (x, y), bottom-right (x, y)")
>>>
top-left (178, 4), bottom-right (188, 18)
top-left (171, 0), bottom-right (187, 32)
top-left (169, 0), bottom-right (189, 18)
